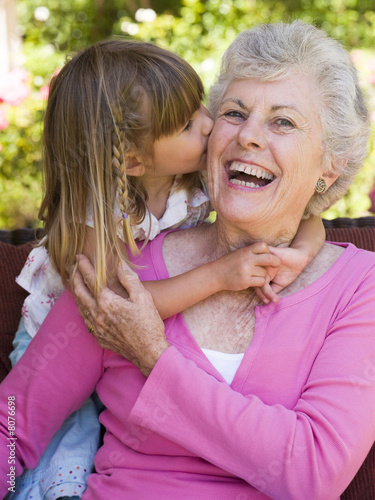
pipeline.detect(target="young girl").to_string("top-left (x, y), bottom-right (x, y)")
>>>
top-left (9, 40), bottom-right (325, 499)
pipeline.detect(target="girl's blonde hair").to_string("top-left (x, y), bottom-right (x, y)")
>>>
top-left (39, 40), bottom-right (204, 293)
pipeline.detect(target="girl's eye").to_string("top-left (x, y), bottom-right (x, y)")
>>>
top-left (183, 120), bottom-right (192, 132)
top-left (224, 110), bottom-right (245, 119)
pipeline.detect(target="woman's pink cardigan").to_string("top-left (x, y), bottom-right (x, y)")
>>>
top-left (0, 236), bottom-right (374, 500)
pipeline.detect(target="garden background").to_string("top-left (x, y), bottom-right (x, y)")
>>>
top-left (0, 0), bottom-right (374, 229)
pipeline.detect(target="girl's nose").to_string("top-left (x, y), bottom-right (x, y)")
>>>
top-left (201, 105), bottom-right (214, 136)
top-left (237, 116), bottom-right (266, 151)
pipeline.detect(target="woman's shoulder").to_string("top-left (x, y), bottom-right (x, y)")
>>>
top-left (281, 242), bottom-right (374, 299)
top-left (320, 241), bottom-right (375, 286)
top-left (326, 241), bottom-right (375, 262)
top-left (162, 226), bottom-right (210, 277)
top-left (317, 241), bottom-right (346, 266)
top-left (131, 227), bottom-right (206, 280)
top-left (314, 240), bottom-right (374, 266)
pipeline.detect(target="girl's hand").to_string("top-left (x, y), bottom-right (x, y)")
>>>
top-left (256, 246), bottom-right (311, 300)
top-left (214, 242), bottom-right (281, 301)
top-left (71, 254), bottom-right (170, 377)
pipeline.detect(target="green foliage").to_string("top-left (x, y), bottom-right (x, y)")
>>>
top-left (0, 0), bottom-right (374, 228)
top-left (17, 0), bottom-right (127, 53)
top-left (0, 85), bottom-right (45, 228)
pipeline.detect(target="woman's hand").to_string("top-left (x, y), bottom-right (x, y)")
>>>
top-left (71, 254), bottom-right (170, 376)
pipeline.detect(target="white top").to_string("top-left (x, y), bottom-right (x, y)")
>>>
top-left (16, 174), bottom-right (211, 339)
top-left (86, 174), bottom-right (210, 242)
top-left (201, 348), bottom-right (245, 385)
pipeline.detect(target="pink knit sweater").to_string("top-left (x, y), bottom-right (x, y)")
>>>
top-left (0, 236), bottom-right (374, 499)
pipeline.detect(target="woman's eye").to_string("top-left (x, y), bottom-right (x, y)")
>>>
top-left (275, 118), bottom-right (294, 128)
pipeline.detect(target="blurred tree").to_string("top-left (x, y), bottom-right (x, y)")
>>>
top-left (16, 0), bottom-right (375, 52)
top-left (0, 0), bottom-right (374, 228)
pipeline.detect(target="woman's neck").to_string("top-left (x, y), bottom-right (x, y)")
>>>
top-left (207, 217), bottom-right (298, 257)
top-left (141, 174), bottom-right (175, 220)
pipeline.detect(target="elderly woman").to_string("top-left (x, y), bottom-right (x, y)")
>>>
top-left (1, 21), bottom-right (374, 500)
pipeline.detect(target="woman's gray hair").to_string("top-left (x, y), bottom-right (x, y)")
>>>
top-left (208, 21), bottom-right (371, 216)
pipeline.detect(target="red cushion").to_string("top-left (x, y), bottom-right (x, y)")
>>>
top-left (326, 226), bottom-right (374, 252)
top-left (0, 241), bottom-right (33, 382)
top-left (341, 442), bottom-right (375, 499)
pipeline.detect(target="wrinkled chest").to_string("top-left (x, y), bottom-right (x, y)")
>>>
top-left (181, 289), bottom-right (259, 353)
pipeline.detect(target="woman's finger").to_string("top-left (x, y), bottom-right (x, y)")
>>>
top-left (76, 254), bottom-right (97, 294)
top-left (117, 262), bottom-right (148, 302)
top-left (71, 266), bottom-right (97, 316)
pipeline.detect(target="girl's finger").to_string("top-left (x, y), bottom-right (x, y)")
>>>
top-left (259, 276), bottom-right (279, 304)
top-left (254, 287), bottom-right (270, 304)
top-left (251, 241), bottom-right (270, 254)
top-left (256, 253), bottom-right (281, 268)
top-left (249, 276), bottom-right (268, 288)
top-left (270, 282), bottom-right (285, 295)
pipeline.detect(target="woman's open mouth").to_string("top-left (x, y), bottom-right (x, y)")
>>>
top-left (227, 161), bottom-right (275, 189)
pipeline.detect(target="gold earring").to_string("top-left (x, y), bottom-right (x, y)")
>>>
top-left (314, 178), bottom-right (327, 194)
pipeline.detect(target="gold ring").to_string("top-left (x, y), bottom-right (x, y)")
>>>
top-left (88, 324), bottom-right (94, 334)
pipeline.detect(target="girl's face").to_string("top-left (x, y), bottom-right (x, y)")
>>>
top-left (148, 104), bottom-right (214, 177)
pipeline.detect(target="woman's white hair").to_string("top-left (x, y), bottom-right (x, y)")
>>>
top-left (208, 21), bottom-right (371, 216)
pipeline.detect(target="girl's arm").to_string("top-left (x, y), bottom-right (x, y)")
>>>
top-left (143, 242), bottom-right (280, 319)
top-left (291, 215), bottom-right (325, 257)
top-left (133, 217), bottom-right (323, 318)
top-left (256, 216), bottom-right (325, 301)
top-left (82, 227), bottom-right (280, 320)
top-left (82, 217), bottom-right (322, 318)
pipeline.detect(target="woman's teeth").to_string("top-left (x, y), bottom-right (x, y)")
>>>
top-left (228, 161), bottom-right (275, 188)
top-left (230, 178), bottom-right (263, 188)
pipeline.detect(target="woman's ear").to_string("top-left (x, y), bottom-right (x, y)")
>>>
top-left (321, 171), bottom-right (339, 190)
top-left (125, 153), bottom-right (146, 177)
top-left (321, 156), bottom-right (347, 189)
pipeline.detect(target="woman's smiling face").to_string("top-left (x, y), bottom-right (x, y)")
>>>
top-left (207, 75), bottom-right (335, 235)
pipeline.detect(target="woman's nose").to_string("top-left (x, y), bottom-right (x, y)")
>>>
top-left (237, 117), bottom-right (266, 150)
top-left (201, 105), bottom-right (214, 136)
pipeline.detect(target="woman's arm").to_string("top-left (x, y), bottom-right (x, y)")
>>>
top-left (72, 254), bottom-right (169, 375)
top-left (0, 292), bottom-right (103, 496)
